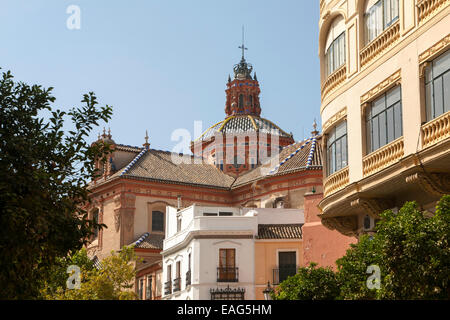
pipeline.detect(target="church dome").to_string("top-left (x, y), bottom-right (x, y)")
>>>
top-left (196, 115), bottom-right (293, 142)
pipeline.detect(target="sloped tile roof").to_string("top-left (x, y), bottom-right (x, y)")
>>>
top-left (256, 224), bottom-right (303, 239)
top-left (110, 148), bottom-right (235, 189)
top-left (91, 136), bottom-right (322, 190)
top-left (232, 136), bottom-right (322, 187)
top-left (131, 232), bottom-right (165, 250)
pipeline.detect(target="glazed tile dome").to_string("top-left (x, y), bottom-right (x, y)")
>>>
top-left (197, 114), bottom-right (293, 141)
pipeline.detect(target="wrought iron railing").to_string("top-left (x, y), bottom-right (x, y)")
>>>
top-left (173, 277), bottom-right (181, 292)
top-left (273, 265), bottom-right (299, 285)
top-left (217, 267), bottom-right (239, 282)
top-left (185, 270), bottom-right (192, 287)
top-left (164, 280), bottom-right (172, 295)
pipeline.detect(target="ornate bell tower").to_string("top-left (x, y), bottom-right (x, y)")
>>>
top-left (225, 30), bottom-right (261, 117)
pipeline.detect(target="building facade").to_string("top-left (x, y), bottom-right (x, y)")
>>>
top-left (161, 205), bottom-right (304, 300)
top-left (318, 0), bottom-right (450, 237)
top-left (84, 44), bottom-right (357, 299)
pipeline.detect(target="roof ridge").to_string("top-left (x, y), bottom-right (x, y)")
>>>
top-left (268, 137), bottom-right (314, 175)
top-left (120, 148), bottom-right (149, 176)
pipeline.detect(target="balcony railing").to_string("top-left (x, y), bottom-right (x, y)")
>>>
top-left (321, 65), bottom-right (347, 100)
top-left (422, 111), bottom-right (450, 148)
top-left (363, 137), bottom-right (404, 177)
top-left (360, 20), bottom-right (400, 68)
top-left (164, 280), bottom-right (172, 296)
top-left (185, 270), bottom-right (191, 287)
top-left (217, 267), bottom-right (239, 282)
top-left (273, 265), bottom-right (299, 285)
top-left (173, 277), bottom-right (181, 293)
top-left (324, 167), bottom-right (349, 197)
top-left (417, 0), bottom-right (450, 24)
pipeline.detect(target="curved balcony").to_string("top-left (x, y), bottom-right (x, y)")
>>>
top-left (363, 137), bottom-right (404, 177)
top-left (360, 20), bottom-right (400, 68)
top-left (422, 111), bottom-right (450, 148)
top-left (323, 167), bottom-right (349, 197)
top-left (321, 65), bottom-right (347, 101)
top-left (417, 0), bottom-right (450, 24)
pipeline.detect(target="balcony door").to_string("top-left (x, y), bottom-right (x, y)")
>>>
top-left (219, 248), bottom-right (236, 281)
top-left (278, 251), bottom-right (297, 283)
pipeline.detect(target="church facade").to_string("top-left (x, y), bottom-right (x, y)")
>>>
top-left (85, 49), bottom-right (355, 299)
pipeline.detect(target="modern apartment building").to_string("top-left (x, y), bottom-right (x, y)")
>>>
top-left (318, 0), bottom-right (450, 236)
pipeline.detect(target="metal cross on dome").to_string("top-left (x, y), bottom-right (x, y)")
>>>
top-left (238, 26), bottom-right (248, 60)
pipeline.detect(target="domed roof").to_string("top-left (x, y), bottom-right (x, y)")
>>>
top-left (196, 115), bottom-right (293, 142)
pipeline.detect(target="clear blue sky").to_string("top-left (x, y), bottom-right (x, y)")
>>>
top-left (0, 0), bottom-right (320, 151)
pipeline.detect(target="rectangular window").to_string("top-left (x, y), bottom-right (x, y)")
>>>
top-left (218, 249), bottom-right (237, 282)
top-left (326, 120), bottom-right (348, 176)
top-left (276, 252), bottom-right (297, 284)
top-left (366, 86), bottom-right (402, 153)
top-left (139, 279), bottom-right (144, 300)
top-left (152, 211), bottom-right (164, 232)
top-left (219, 212), bottom-right (233, 216)
top-left (326, 32), bottom-right (346, 77)
top-left (365, 0), bottom-right (399, 45)
top-left (425, 49), bottom-right (450, 121)
top-left (146, 276), bottom-right (152, 300)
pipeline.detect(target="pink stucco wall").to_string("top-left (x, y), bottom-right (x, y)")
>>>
top-left (302, 192), bottom-right (356, 270)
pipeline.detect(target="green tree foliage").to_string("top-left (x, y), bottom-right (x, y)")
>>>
top-left (0, 69), bottom-right (113, 299)
top-left (274, 195), bottom-right (450, 300)
top-left (44, 246), bottom-right (137, 300)
top-left (273, 263), bottom-right (339, 300)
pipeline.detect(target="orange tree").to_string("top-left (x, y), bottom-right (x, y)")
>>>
top-left (0, 69), bottom-right (112, 299)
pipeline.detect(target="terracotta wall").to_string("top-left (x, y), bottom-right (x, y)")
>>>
top-left (302, 192), bottom-right (356, 270)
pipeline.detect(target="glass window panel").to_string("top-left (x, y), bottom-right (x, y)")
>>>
top-left (366, 119), bottom-right (372, 154)
top-left (372, 95), bottom-right (386, 115)
top-left (434, 77), bottom-right (444, 117)
top-left (335, 121), bottom-right (346, 139)
top-left (394, 103), bottom-right (402, 138)
top-left (379, 112), bottom-right (387, 146)
top-left (386, 107), bottom-right (394, 142)
top-left (432, 50), bottom-right (450, 78)
top-left (443, 71), bottom-right (450, 113)
top-left (386, 86), bottom-right (401, 107)
top-left (425, 82), bottom-right (434, 121)
top-left (372, 116), bottom-right (380, 151)
top-left (331, 143), bottom-right (336, 174)
top-left (336, 139), bottom-right (342, 171)
top-left (342, 135), bottom-right (348, 167)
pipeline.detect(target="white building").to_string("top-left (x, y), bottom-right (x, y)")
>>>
top-left (161, 205), bottom-right (304, 300)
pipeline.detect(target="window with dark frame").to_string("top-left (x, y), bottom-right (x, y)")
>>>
top-left (366, 86), bottom-right (402, 154)
top-left (92, 209), bottom-right (99, 240)
top-left (425, 49), bottom-right (450, 122)
top-left (364, 0), bottom-right (399, 45)
top-left (146, 276), bottom-right (152, 300)
top-left (152, 210), bottom-right (164, 232)
top-left (139, 278), bottom-right (144, 300)
top-left (326, 120), bottom-right (348, 176)
top-left (325, 31), bottom-right (346, 77)
top-left (218, 248), bottom-right (237, 282)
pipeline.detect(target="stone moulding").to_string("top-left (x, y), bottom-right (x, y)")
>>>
top-left (362, 137), bottom-right (405, 177)
top-left (322, 107), bottom-right (347, 133)
top-left (421, 111), bottom-right (450, 148)
top-left (360, 20), bottom-right (400, 68)
top-left (321, 64), bottom-right (347, 101)
top-left (417, 0), bottom-right (450, 24)
top-left (323, 166), bottom-right (349, 197)
top-left (321, 215), bottom-right (358, 237)
top-left (360, 70), bottom-right (401, 105)
top-left (419, 34), bottom-right (450, 64)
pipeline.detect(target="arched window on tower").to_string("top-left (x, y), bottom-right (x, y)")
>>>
top-left (239, 94), bottom-right (244, 109)
top-left (249, 95), bottom-right (253, 107)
